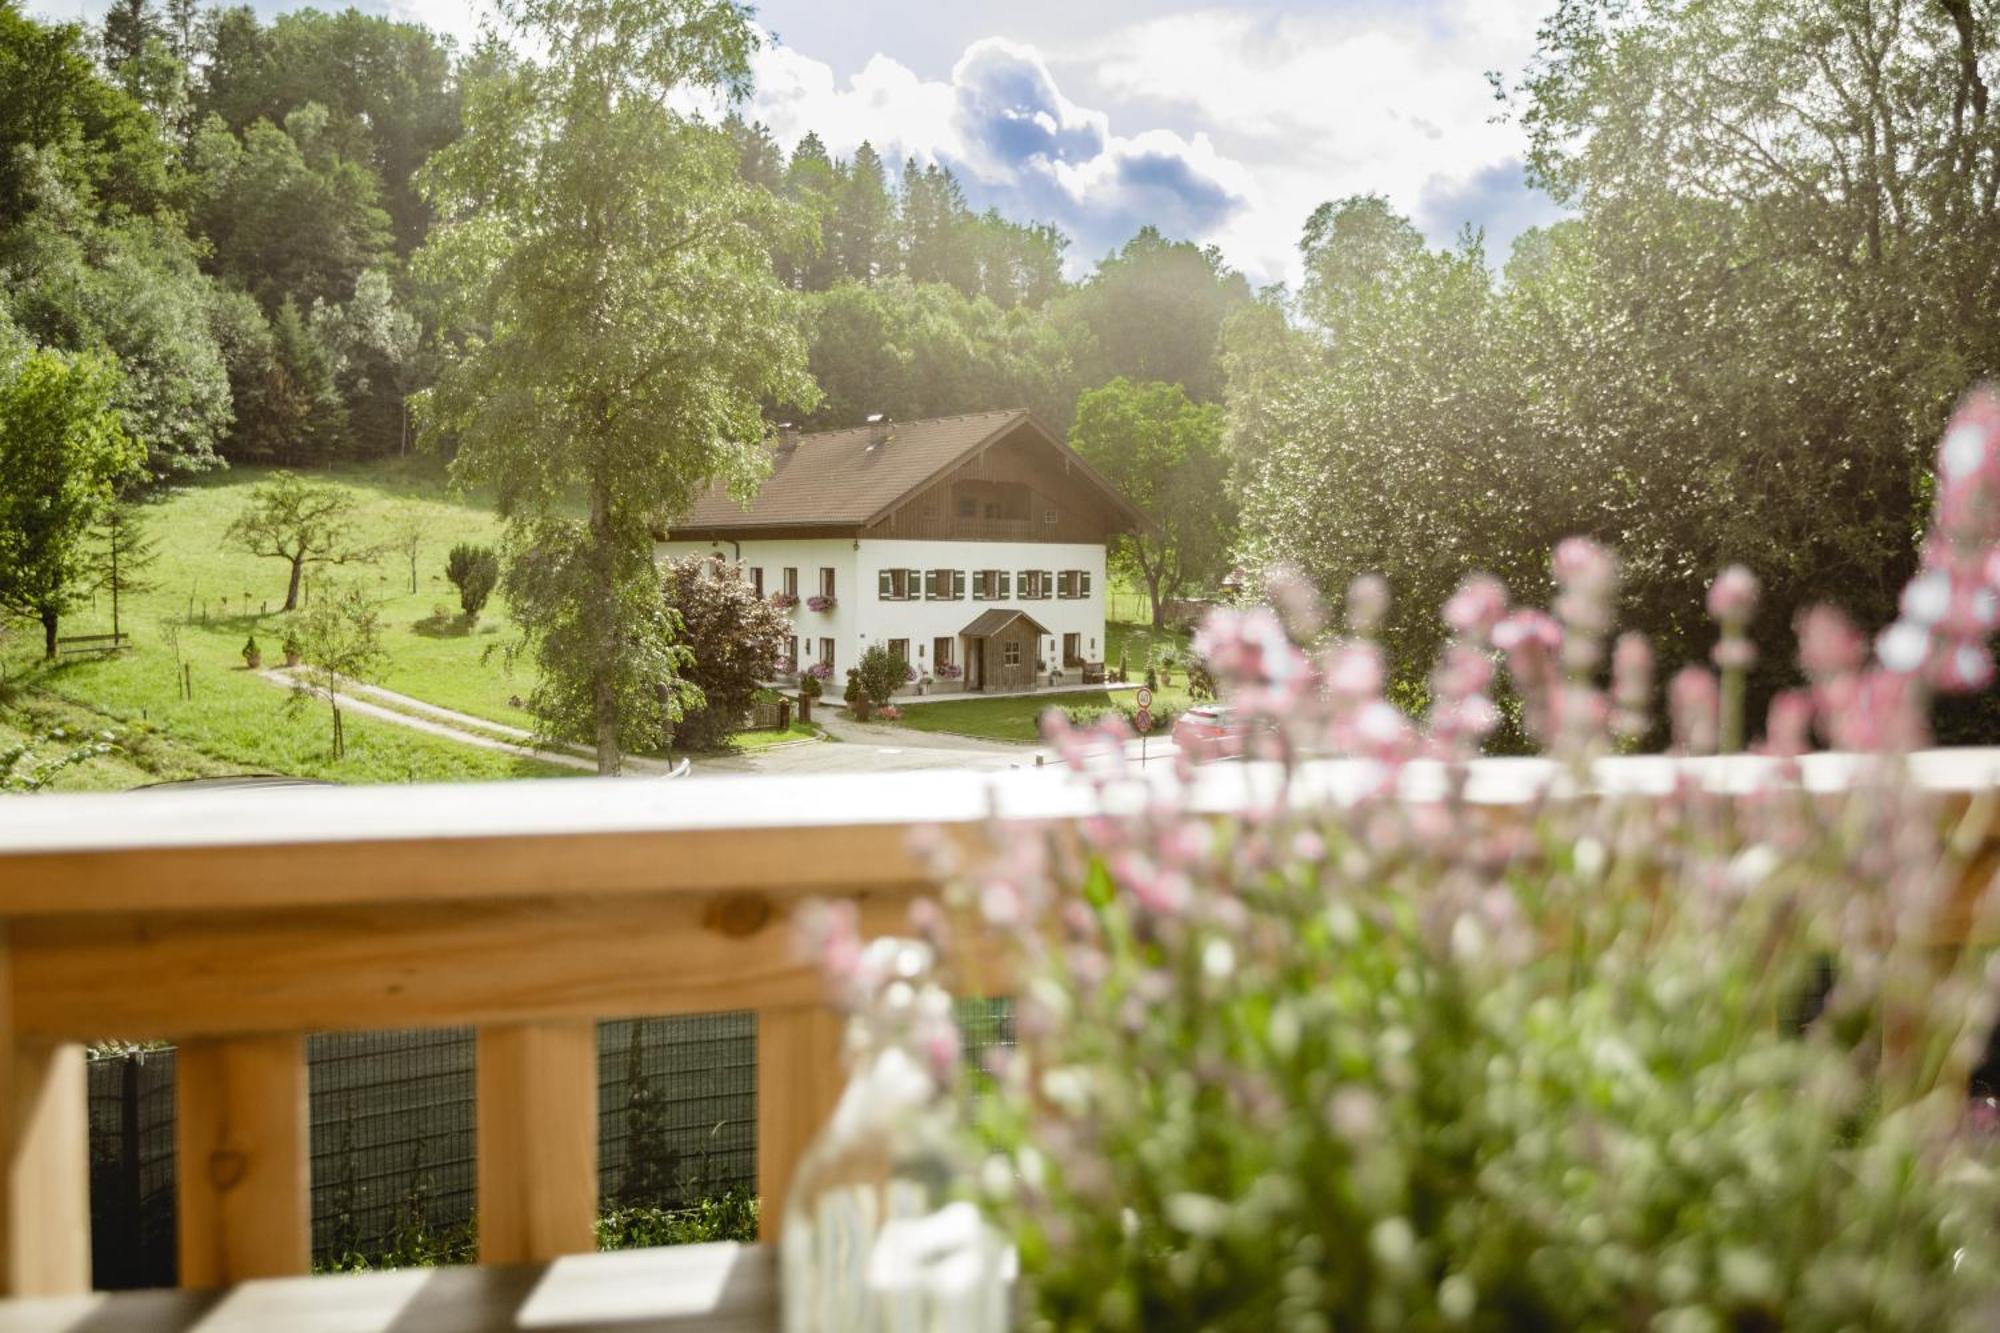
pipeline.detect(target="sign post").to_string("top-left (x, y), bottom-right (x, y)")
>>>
top-left (1133, 686), bottom-right (1154, 764)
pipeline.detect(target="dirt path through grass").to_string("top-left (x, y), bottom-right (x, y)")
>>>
top-left (258, 669), bottom-right (692, 777)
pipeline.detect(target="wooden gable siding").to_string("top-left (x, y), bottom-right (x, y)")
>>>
top-left (865, 426), bottom-right (1124, 543)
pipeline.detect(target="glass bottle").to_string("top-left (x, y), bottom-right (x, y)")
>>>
top-left (781, 938), bottom-right (1014, 1332)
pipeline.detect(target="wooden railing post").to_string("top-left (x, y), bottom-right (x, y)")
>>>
top-left (476, 1021), bottom-right (597, 1265)
top-left (1, 1036), bottom-right (91, 1297)
top-left (176, 1034), bottom-right (309, 1286)
top-left (0, 928), bottom-right (92, 1297)
top-left (756, 1003), bottom-right (846, 1243)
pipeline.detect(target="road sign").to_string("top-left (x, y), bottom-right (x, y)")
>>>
top-left (1134, 686), bottom-right (1154, 709)
top-left (1135, 707), bottom-right (1153, 734)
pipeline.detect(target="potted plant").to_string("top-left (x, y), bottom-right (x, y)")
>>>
top-left (842, 670), bottom-right (871, 720)
top-left (798, 669), bottom-right (822, 723)
top-left (241, 636), bottom-right (262, 670)
top-left (919, 673), bottom-right (934, 696)
top-left (282, 630), bottom-right (304, 668)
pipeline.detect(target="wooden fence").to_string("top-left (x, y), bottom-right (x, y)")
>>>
top-left (0, 751), bottom-right (1994, 1326)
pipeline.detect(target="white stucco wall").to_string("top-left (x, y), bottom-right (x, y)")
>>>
top-left (853, 540), bottom-right (1107, 681)
top-left (655, 535), bottom-right (1107, 685)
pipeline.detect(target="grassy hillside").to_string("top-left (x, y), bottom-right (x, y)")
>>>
top-left (1, 462), bottom-right (571, 787)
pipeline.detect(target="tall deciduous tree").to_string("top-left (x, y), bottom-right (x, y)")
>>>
top-left (1060, 227), bottom-right (1250, 402)
top-left (1071, 377), bottom-right (1236, 628)
top-left (416, 0), bottom-right (817, 774)
top-left (223, 470), bottom-right (374, 611)
top-left (0, 346), bottom-right (142, 657)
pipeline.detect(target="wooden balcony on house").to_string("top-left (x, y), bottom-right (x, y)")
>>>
top-left (0, 749), bottom-right (1996, 1330)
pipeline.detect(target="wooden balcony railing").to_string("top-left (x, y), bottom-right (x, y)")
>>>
top-left (0, 750), bottom-right (1997, 1328)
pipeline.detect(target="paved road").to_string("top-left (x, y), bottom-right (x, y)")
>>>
top-left (697, 709), bottom-right (1040, 775)
top-left (261, 667), bottom-right (1166, 778)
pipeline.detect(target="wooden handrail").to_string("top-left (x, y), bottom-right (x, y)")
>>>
top-left (0, 751), bottom-right (1996, 1301)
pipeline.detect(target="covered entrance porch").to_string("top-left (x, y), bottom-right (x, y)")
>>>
top-left (957, 608), bottom-right (1052, 693)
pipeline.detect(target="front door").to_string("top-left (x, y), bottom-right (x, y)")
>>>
top-left (964, 637), bottom-right (984, 690)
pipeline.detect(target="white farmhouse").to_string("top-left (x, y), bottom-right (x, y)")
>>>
top-left (655, 410), bottom-right (1144, 693)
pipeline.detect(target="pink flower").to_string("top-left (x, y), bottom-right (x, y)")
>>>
top-left (1326, 641), bottom-right (1385, 701)
top-left (1710, 637), bottom-right (1757, 671)
top-left (1762, 689), bottom-right (1813, 758)
top-left (1611, 633), bottom-right (1653, 708)
top-left (1264, 565), bottom-right (1325, 640)
top-left (1553, 537), bottom-right (1616, 592)
top-left (1795, 605), bottom-right (1866, 677)
top-left (1443, 575), bottom-right (1508, 639)
top-left (1669, 666), bottom-right (1720, 754)
top-left (1345, 574), bottom-right (1391, 634)
top-left (1705, 565), bottom-right (1761, 623)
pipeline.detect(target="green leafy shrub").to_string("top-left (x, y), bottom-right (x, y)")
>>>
top-left (595, 1191), bottom-right (759, 1250)
top-left (444, 543), bottom-right (500, 620)
top-left (853, 643), bottom-right (909, 709)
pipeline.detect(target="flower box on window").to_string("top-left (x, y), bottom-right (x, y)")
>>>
top-left (770, 592), bottom-right (800, 610)
top-left (807, 594), bottom-right (837, 612)
top-left (803, 661), bottom-right (835, 681)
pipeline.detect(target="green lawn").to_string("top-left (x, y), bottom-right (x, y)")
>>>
top-left (888, 681), bottom-right (1194, 744)
top-left (719, 719), bottom-right (825, 751)
top-left (1, 461), bottom-right (573, 786)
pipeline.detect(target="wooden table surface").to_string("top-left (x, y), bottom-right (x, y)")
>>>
top-left (0, 1242), bottom-right (774, 1333)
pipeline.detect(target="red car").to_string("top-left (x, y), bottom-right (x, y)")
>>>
top-left (1171, 704), bottom-right (1248, 762)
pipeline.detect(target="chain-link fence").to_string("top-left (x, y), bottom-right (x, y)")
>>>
top-left (88, 1001), bottom-right (1013, 1287)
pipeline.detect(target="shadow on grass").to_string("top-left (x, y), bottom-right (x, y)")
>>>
top-left (411, 612), bottom-right (478, 639)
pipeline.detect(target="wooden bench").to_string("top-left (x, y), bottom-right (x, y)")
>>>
top-left (55, 633), bottom-right (127, 661)
top-left (1080, 660), bottom-right (1106, 684)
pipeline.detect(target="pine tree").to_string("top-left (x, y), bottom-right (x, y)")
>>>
top-left (268, 298), bottom-right (347, 465)
top-left (100, 0), bottom-right (160, 82)
top-left (832, 141), bottom-right (892, 282)
top-left (91, 499), bottom-right (160, 640)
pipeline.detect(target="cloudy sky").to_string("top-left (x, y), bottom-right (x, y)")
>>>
top-left (35, 0), bottom-right (1566, 286)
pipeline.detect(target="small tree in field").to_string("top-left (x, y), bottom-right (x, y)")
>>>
top-left (90, 498), bottom-right (160, 640)
top-left (287, 584), bottom-right (386, 760)
top-left (444, 543), bottom-right (499, 620)
top-left (661, 555), bottom-right (788, 750)
top-left (388, 502), bottom-right (426, 595)
top-left (224, 472), bottom-right (375, 612)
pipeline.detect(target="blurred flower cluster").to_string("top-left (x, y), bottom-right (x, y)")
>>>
top-left (806, 387), bottom-right (2000, 1331)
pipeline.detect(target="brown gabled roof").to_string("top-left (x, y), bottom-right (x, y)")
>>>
top-left (662, 409), bottom-right (1144, 536)
top-left (960, 608), bottom-right (1051, 638)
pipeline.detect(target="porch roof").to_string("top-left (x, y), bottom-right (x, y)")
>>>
top-left (959, 608), bottom-right (1051, 638)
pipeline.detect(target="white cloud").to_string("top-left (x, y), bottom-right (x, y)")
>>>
top-left (1068, 2), bottom-right (1556, 281)
top-left (746, 1), bottom-right (1557, 286)
top-left (746, 34), bottom-right (1253, 275)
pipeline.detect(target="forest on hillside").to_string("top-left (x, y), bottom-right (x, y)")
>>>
top-left (0, 0), bottom-right (1248, 475)
top-left (5, 0), bottom-right (1999, 742)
